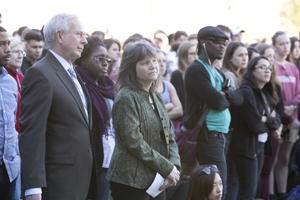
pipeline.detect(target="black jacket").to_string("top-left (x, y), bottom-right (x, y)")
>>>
top-left (229, 84), bottom-right (281, 159)
top-left (171, 70), bottom-right (185, 121)
top-left (183, 59), bottom-right (243, 130)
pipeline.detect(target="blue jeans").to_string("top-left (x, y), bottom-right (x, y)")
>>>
top-left (0, 163), bottom-right (20, 200)
top-left (197, 131), bottom-right (227, 200)
top-left (97, 168), bottom-right (111, 200)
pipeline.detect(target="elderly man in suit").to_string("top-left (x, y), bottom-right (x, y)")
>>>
top-left (19, 13), bottom-right (97, 200)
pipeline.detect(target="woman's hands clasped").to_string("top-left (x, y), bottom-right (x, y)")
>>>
top-left (159, 166), bottom-right (180, 191)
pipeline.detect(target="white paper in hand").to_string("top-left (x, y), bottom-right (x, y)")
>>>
top-left (146, 173), bottom-right (165, 198)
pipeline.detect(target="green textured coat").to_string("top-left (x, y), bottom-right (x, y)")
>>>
top-left (107, 86), bottom-right (181, 189)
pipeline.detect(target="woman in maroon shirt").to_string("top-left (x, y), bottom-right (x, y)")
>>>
top-left (4, 38), bottom-right (24, 132)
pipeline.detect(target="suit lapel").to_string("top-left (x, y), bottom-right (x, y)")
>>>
top-left (46, 52), bottom-right (89, 126)
top-left (75, 70), bottom-right (93, 131)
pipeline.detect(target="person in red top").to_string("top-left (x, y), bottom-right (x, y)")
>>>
top-left (273, 31), bottom-right (300, 199)
top-left (4, 38), bottom-right (24, 132)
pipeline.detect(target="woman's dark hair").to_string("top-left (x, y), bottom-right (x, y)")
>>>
top-left (24, 30), bottom-right (44, 42)
top-left (74, 36), bottom-right (106, 66)
top-left (256, 44), bottom-right (282, 88)
top-left (116, 41), bottom-right (160, 93)
top-left (187, 165), bottom-right (220, 200)
top-left (221, 42), bottom-right (247, 83)
top-left (103, 38), bottom-right (121, 54)
top-left (287, 37), bottom-right (300, 65)
top-left (249, 43), bottom-right (259, 48)
top-left (242, 56), bottom-right (279, 111)
top-left (174, 31), bottom-right (188, 41)
top-left (247, 47), bottom-right (260, 61)
top-left (171, 43), bottom-right (180, 52)
top-left (168, 33), bottom-right (174, 45)
top-left (17, 26), bottom-right (28, 36)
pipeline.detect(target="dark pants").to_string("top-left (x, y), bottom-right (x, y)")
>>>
top-left (260, 137), bottom-right (279, 200)
top-left (96, 168), bottom-right (111, 200)
top-left (0, 163), bottom-right (20, 200)
top-left (225, 151), bottom-right (239, 200)
top-left (166, 182), bottom-right (188, 200)
top-left (110, 181), bottom-right (166, 200)
top-left (233, 142), bottom-right (265, 200)
top-left (197, 131), bottom-right (227, 200)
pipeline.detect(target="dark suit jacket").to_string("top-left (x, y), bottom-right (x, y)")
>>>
top-left (19, 51), bottom-right (97, 200)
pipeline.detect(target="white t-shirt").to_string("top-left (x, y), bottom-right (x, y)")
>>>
top-left (102, 98), bottom-right (115, 168)
top-left (258, 100), bottom-right (270, 143)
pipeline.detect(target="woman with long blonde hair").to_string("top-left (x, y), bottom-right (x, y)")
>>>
top-left (170, 41), bottom-right (197, 126)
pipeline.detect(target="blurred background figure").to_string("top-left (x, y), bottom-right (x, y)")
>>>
top-left (171, 41), bottom-right (197, 127)
top-left (217, 25), bottom-right (232, 43)
top-left (167, 31), bottom-right (188, 72)
top-left (154, 30), bottom-right (169, 53)
top-left (287, 37), bottom-right (300, 70)
top-left (247, 47), bottom-right (260, 61)
top-left (103, 38), bottom-right (121, 76)
top-left (92, 30), bottom-right (105, 41)
top-left (20, 30), bottom-right (44, 75)
top-left (174, 31), bottom-right (188, 45)
top-left (156, 48), bottom-right (183, 131)
top-left (187, 34), bottom-right (198, 45)
top-left (231, 27), bottom-right (244, 42)
top-left (4, 38), bottom-right (24, 133)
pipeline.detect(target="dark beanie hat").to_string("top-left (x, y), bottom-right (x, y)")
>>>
top-left (197, 26), bottom-right (229, 40)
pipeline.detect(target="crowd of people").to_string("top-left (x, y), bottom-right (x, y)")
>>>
top-left (0, 12), bottom-right (300, 200)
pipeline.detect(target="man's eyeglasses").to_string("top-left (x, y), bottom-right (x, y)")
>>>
top-left (255, 65), bottom-right (273, 72)
top-left (90, 56), bottom-right (112, 64)
top-left (11, 50), bottom-right (26, 56)
top-left (201, 165), bottom-right (218, 175)
top-left (203, 38), bottom-right (227, 46)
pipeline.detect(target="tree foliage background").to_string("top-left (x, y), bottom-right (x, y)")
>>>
top-left (280, 0), bottom-right (300, 36)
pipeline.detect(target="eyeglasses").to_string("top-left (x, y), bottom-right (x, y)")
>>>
top-left (201, 165), bottom-right (218, 175)
top-left (11, 50), bottom-right (26, 56)
top-left (203, 38), bottom-right (227, 46)
top-left (255, 65), bottom-right (273, 72)
top-left (90, 56), bottom-right (112, 64)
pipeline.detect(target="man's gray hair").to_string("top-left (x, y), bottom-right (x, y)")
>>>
top-left (43, 13), bottom-right (78, 49)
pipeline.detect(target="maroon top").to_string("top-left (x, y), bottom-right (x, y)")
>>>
top-left (4, 66), bottom-right (23, 132)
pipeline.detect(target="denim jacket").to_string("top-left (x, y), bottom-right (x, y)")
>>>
top-left (0, 67), bottom-right (20, 182)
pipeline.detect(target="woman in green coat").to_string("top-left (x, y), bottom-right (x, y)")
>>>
top-left (107, 41), bottom-right (181, 200)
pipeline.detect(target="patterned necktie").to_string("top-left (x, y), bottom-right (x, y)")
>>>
top-left (68, 67), bottom-right (88, 121)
